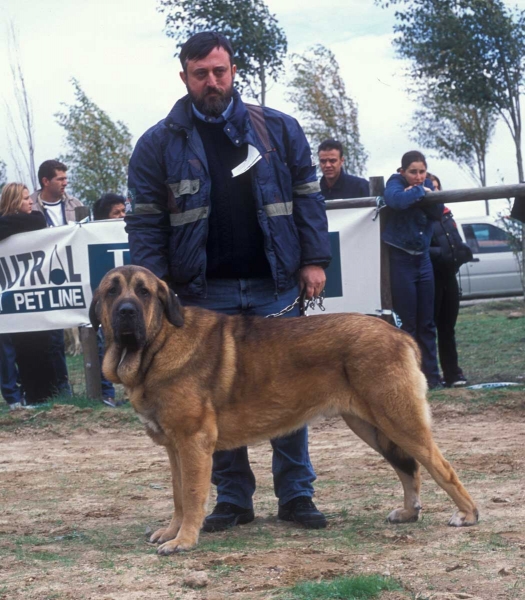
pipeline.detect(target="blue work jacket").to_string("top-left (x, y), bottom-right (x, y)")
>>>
top-left (382, 173), bottom-right (444, 253)
top-left (125, 90), bottom-right (331, 296)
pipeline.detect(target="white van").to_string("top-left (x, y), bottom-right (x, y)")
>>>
top-left (455, 216), bottom-right (523, 298)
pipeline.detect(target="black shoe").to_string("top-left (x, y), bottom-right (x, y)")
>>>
top-left (202, 502), bottom-right (254, 532)
top-left (278, 497), bottom-right (327, 529)
top-left (451, 375), bottom-right (468, 388)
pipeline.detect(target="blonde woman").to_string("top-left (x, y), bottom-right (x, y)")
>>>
top-left (0, 182), bottom-right (58, 408)
top-left (0, 182), bottom-right (47, 236)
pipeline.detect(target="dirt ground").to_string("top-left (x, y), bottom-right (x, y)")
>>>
top-left (1, 391), bottom-right (524, 600)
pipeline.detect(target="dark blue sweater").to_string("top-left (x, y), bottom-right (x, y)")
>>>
top-left (194, 118), bottom-right (270, 279)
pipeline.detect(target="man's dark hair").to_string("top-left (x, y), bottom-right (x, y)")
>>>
top-left (318, 139), bottom-right (344, 158)
top-left (401, 150), bottom-right (427, 171)
top-left (179, 32), bottom-right (234, 72)
top-left (93, 193), bottom-right (126, 220)
top-left (38, 159), bottom-right (67, 188)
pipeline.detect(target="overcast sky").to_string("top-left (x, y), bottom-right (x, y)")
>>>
top-left (1, 0), bottom-right (524, 217)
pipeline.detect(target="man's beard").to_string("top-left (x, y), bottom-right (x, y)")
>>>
top-left (189, 84), bottom-right (233, 118)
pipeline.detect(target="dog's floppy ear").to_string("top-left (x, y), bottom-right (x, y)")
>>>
top-left (158, 281), bottom-right (184, 327)
top-left (89, 289), bottom-right (101, 331)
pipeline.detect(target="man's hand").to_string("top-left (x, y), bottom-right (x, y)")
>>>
top-left (299, 265), bottom-right (326, 300)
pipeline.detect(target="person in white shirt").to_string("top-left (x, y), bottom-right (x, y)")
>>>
top-left (30, 160), bottom-right (83, 226)
top-left (30, 160), bottom-right (84, 396)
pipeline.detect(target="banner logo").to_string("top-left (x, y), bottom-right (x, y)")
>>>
top-left (0, 244), bottom-right (85, 314)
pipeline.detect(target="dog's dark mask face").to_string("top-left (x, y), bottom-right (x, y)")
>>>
top-left (111, 297), bottom-right (147, 351)
top-left (89, 267), bottom-right (184, 352)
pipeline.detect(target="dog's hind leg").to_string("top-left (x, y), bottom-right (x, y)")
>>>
top-left (371, 413), bottom-right (479, 527)
top-left (342, 414), bottom-right (422, 523)
top-left (390, 430), bottom-right (479, 527)
top-left (150, 445), bottom-right (183, 545)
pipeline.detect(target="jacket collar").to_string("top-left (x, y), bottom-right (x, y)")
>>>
top-left (164, 89), bottom-right (256, 148)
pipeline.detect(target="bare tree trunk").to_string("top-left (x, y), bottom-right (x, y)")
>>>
top-left (259, 63), bottom-right (266, 107)
top-left (6, 23), bottom-right (37, 190)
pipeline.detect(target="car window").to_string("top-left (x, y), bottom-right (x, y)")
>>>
top-left (461, 223), bottom-right (512, 254)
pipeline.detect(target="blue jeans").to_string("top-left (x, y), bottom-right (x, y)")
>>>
top-left (0, 334), bottom-right (22, 406)
top-left (178, 278), bottom-right (316, 509)
top-left (97, 330), bottom-right (115, 399)
top-left (389, 247), bottom-right (441, 386)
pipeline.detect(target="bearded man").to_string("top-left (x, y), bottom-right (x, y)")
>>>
top-left (125, 32), bottom-right (331, 533)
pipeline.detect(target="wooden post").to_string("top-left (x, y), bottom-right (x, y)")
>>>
top-left (369, 177), bottom-right (392, 321)
top-left (79, 327), bottom-right (102, 400)
top-left (74, 205), bottom-right (90, 221)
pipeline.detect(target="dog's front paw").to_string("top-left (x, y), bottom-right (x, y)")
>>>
top-left (448, 508), bottom-right (479, 527)
top-left (149, 523), bottom-right (181, 544)
top-left (157, 534), bottom-right (198, 555)
top-left (386, 507), bottom-right (421, 524)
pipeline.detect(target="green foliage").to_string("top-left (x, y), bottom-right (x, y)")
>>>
top-left (410, 90), bottom-right (497, 186)
top-left (158, 0), bottom-right (287, 105)
top-left (55, 79), bottom-right (133, 205)
top-left (287, 45), bottom-right (368, 176)
top-left (279, 574), bottom-right (401, 599)
top-left (378, 0), bottom-right (525, 181)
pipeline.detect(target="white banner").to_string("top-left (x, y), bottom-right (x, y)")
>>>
top-left (323, 206), bottom-right (381, 315)
top-left (0, 207), bottom-right (381, 333)
top-left (0, 221), bottom-right (130, 333)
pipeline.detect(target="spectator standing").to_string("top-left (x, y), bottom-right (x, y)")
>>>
top-left (318, 139), bottom-right (369, 200)
top-left (30, 160), bottom-right (83, 396)
top-left (428, 174), bottom-right (472, 387)
top-left (383, 151), bottom-right (444, 389)
top-left (92, 193), bottom-right (127, 407)
top-left (126, 32), bottom-right (331, 532)
top-left (0, 183), bottom-right (59, 406)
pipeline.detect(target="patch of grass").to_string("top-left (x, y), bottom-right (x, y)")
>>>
top-left (4, 525), bottom-right (146, 567)
top-left (427, 387), bottom-right (525, 413)
top-left (210, 564), bottom-right (243, 578)
top-left (0, 394), bottom-right (138, 432)
top-left (12, 538), bottom-right (75, 566)
top-left (456, 299), bottom-right (524, 384)
top-left (197, 527), bottom-right (276, 553)
top-left (277, 574), bottom-right (402, 599)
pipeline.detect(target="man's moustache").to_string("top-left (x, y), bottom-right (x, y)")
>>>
top-left (205, 87), bottom-right (223, 96)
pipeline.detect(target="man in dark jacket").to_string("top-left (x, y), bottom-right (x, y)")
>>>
top-left (125, 32), bottom-right (331, 533)
top-left (318, 139), bottom-right (369, 200)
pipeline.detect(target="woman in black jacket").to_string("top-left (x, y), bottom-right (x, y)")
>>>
top-left (429, 175), bottom-right (473, 387)
top-left (0, 183), bottom-right (59, 406)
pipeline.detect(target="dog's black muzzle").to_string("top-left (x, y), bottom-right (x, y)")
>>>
top-left (112, 300), bottom-right (146, 350)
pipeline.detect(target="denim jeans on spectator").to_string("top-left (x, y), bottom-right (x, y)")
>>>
top-left (389, 246), bottom-right (441, 387)
top-left (97, 329), bottom-right (115, 399)
top-left (49, 330), bottom-right (72, 395)
top-left (0, 334), bottom-right (23, 406)
top-left (178, 277), bottom-right (316, 509)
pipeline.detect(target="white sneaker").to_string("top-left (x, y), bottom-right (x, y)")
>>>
top-left (9, 402), bottom-right (23, 411)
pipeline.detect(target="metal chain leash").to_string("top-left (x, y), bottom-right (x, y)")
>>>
top-left (265, 289), bottom-right (326, 318)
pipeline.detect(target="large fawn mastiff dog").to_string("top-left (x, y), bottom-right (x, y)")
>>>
top-left (89, 265), bottom-right (478, 555)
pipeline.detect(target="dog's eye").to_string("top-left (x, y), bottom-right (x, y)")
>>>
top-left (108, 286), bottom-right (118, 296)
top-left (138, 287), bottom-right (150, 297)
